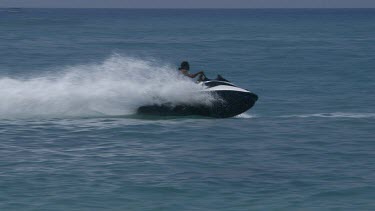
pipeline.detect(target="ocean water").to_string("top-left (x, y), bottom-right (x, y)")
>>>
top-left (0, 9), bottom-right (375, 210)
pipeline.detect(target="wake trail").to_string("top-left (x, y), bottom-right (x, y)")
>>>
top-left (280, 112), bottom-right (375, 119)
top-left (0, 55), bottom-right (213, 118)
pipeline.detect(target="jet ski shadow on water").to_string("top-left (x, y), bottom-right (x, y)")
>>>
top-left (137, 75), bottom-right (258, 118)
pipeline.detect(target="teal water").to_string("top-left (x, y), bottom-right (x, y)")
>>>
top-left (0, 9), bottom-right (375, 210)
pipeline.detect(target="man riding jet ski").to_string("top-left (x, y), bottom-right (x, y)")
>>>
top-left (137, 61), bottom-right (258, 118)
top-left (178, 61), bottom-right (207, 81)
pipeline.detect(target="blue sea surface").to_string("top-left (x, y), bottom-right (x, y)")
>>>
top-left (0, 9), bottom-right (375, 210)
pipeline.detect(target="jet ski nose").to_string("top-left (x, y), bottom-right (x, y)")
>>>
top-left (249, 93), bottom-right (258, 102)
top-left (243, 92), bottom-right (258, 109)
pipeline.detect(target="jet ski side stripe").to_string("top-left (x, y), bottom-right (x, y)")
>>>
top-left (204, 85), bottom-right (250, 93)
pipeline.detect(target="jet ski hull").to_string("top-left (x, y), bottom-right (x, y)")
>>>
top-left (137, 75), bottom-right (258, 118)
top-left (137, 90), bottom-right (258, 118)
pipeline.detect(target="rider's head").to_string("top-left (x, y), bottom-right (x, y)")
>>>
top-left (178, 61), bottom-right (190, 71)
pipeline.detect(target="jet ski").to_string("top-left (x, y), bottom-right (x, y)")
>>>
top-left (137, 75), bottom-right (258, 118)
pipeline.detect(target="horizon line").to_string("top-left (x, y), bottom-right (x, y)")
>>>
top-left (1, 7), bottom-right (375, 9)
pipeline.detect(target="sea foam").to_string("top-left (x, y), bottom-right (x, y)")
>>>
top-left (0, 55), bottom-right (213, 118)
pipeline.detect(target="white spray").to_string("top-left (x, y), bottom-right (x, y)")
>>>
top-left (0, 55), bottom-right (213, 118)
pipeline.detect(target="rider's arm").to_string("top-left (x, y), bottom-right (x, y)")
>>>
top-left (180, 70), bottom-right (204, 78)
top-left (190, 71), bottom-right (205, 78)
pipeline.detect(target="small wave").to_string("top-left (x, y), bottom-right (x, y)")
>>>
top-left (281, 112), bottom-right (375, 119)
top-left (235, 113), bottom-right (257, 119)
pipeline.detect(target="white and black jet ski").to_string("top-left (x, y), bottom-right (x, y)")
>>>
top-left (137, 75), bottom-right (258, 118)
